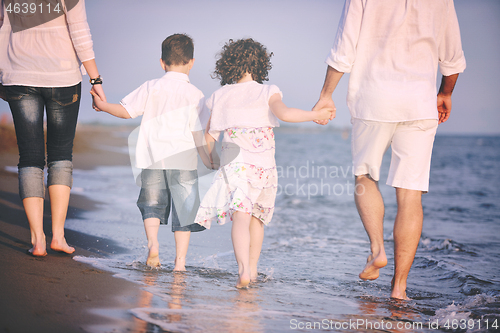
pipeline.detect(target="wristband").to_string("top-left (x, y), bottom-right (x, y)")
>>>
top-left (90, 76), bottom-right (103, 85)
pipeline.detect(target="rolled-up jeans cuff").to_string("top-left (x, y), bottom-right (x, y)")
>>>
top-left (19, 167), bottom-right (45, 199)
top-left (47, 160), bottom-right (73, 188)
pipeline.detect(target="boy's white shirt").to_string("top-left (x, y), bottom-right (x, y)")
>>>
top-left (121, 71), bottom-right (208, 170)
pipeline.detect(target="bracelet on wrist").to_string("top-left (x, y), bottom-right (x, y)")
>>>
top-left (90, 75), bottom-right (103, 85)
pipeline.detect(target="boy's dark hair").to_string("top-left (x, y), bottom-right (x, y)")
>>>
top-left (161, 34), bottom-right (194, 66)
top-left (213, 38), bottom-right (272, 86)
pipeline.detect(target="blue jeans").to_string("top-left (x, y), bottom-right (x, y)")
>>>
top-left (6, 84), bottom-right (81, 199)
top-left (137, 169), bottom-right (205, 232)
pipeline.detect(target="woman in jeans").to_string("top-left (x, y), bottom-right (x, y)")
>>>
top-left (0, 0), bottom-right (105, 256)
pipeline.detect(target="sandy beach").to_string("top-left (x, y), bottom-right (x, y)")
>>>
top-left (0, 123), bottom-right (148, 333)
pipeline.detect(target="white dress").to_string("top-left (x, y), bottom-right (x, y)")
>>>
top-left (195, 81), bottom-right (281, 228)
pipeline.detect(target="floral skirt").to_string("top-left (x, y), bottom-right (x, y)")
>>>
top-left (195, 162), bottom-right (277, 229)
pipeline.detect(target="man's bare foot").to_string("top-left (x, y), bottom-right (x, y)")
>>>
top-left (390, 291), bottom-right (411, 300)
top-left (173, 257), bottom-right (186, 271)
top-left (390, 277), bottom-right (410, 300)
top-left (50, 238), bottom-right (75, 254)
top-left (28, 245), bottom-right (47, 257)
top-left (359, 251), bottom-right (387, 280)
top-left (146, 245), bottom-right (160, 268)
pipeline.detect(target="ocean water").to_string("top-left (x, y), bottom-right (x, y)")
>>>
top-left (67, 129), bottom-right (500, 332)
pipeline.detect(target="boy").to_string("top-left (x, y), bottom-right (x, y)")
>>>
top-left (92, 34), bottom-right (210, 270)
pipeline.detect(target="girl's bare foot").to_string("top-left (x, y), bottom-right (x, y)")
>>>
top-left (359, 251), bottom-right (387, 280)
top-left (50, 238), bottom-right (75, 254)
top-left (250, 269), bottom-right (258, 283)
top-left (146, 244), bottom-right (160, 268)
top-left (173, 257), bottom-right (186, 271)
top-left (236, 270), bottom-right (250, 289)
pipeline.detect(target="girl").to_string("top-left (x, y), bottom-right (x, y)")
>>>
top-left (195, 38), bottom-right (333, 288)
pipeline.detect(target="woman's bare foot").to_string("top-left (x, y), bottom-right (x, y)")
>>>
top-left (28, 245), bottom-right (47, 257)
top-left (359, 251), bottom-right (387, 280)
top-left (50, 238), bottom-right (75, 254)
top-left (29, 231), bottom-right (47, 256)
top-left (146, 244), bottom-right (160, 268)
top-left (173, 257), bottom-right (186, 271)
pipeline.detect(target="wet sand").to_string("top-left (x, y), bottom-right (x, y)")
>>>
top-left (0, 123), bottom-right (149, 333)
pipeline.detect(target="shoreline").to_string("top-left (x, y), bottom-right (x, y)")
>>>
top-left (0, 124), bottom-right (149, 332)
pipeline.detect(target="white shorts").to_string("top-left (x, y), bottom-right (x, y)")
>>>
top-left (351, 118), bottom-right (438, 192)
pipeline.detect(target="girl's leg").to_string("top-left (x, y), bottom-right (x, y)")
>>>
top-left (173, 231), bottom-right (191, 271)
top-left (231, 211), bottom-right (252, 288)
top-left (45, 84), bottom-right (80, 253)
top-left (249, 217), bottom-right (264, 281)
top-left (144, 218), bottom-right (161, 267)
top-left (7, 86), bottom-right (47, 256)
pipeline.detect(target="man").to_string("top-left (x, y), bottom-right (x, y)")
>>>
top-left (314, 0), bottom-right (466, 299)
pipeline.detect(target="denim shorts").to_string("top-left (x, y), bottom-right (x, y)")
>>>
top-left (137, 169), bottom-right (205, 232)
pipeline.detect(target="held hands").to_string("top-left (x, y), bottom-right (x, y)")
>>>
top-left (90, 89), bottom-right (106, 112)
top-left (314, 107), bottom-right (336, 122)
top-left (312, 97), bottom-right (336, 125)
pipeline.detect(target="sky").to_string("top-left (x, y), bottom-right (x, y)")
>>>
top-left (1, 0), bottom-right (499, 134)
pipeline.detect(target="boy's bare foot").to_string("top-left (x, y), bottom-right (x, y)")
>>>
top-left (50, 238), bottom-right (75, 254)
top-left (173, 258), bottom-right (186, 271)
top-left (146, 245), bottom-right (160, 268)
top-left (359, 251), bottom-right (387, 280)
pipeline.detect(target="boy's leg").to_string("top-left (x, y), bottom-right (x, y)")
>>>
top-left (166, 169), bottom-right (205, 271)
top-left (173, 230), bottom-right (190, 271)
top-left (137, 169), bottom-right (169, 267)
top-left (231, 211), bottom-right (252, 288)
top-left (144, 217), bottom-right (161, 267)
top-left (249, 216), bottom-right (264, 281)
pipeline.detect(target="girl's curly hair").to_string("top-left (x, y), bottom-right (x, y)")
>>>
top-left (213, 38), bottom-right (273, 86)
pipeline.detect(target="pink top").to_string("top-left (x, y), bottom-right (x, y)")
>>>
top-left (0, 0), bottom-right (95, 87)
top-left (326, 0), bottom-right (466, 122)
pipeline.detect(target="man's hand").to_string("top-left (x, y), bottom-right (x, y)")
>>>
top-left (312, 97), bottom-right (336, 125)
top-left (436, 73), bottom-right (459, 124)
top-left (437, 93), bottom-right (452, 124)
